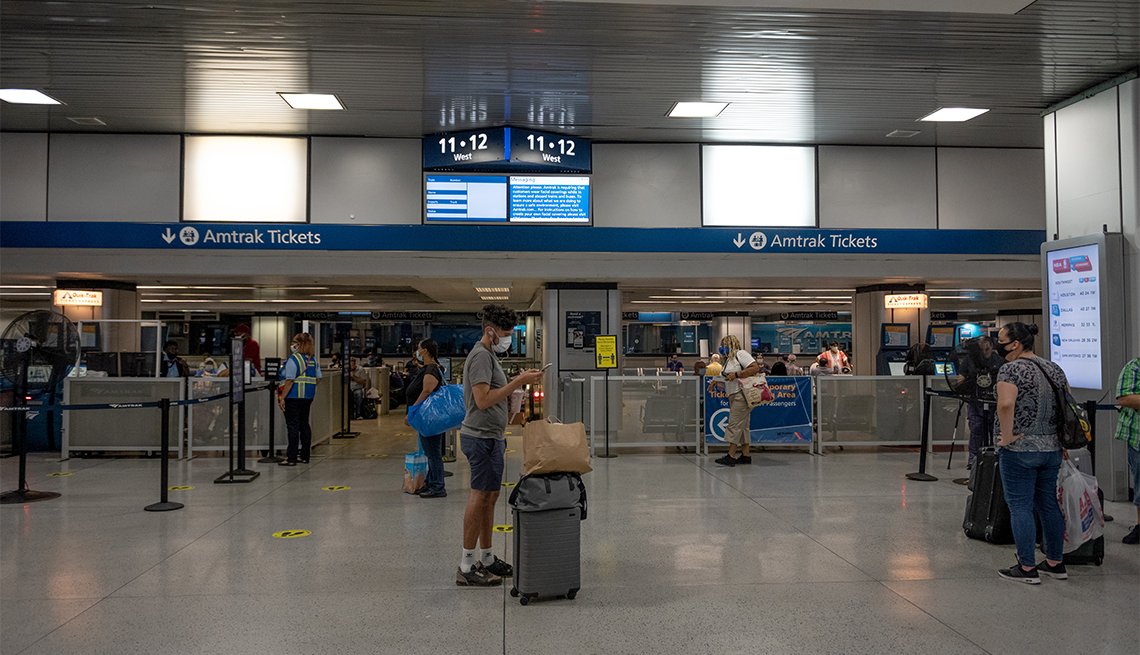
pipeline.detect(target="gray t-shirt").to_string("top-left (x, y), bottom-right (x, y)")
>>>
top-left (461, 341), bottom-right (509, 440)
top-left (994, 355), bottom-right (1065, 452)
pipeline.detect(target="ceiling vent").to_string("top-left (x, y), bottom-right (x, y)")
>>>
top-left (67, 117), bottom-right (106, 126)
top-left (886, 129), bottom-right (921, 138)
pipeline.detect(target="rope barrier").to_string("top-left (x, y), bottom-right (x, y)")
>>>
top-left (0, 389), bottom-right (252, 412)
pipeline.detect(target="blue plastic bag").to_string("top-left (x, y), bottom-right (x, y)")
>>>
top-left (403, 449), bottom-right (428, 494)
top-left (407, 384), bottom-right (465, 436)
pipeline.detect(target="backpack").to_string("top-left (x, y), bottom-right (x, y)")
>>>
top-left (1027, 359), bottom-right (1092, 450)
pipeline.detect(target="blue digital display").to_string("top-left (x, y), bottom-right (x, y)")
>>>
top-left (508, 176), bottom-right (590, 223)
top-left (423, 174), bottom-right (591, 224)
top-left (424, 175), bottom-right (508, 222)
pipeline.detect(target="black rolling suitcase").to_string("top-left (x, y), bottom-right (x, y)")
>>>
top-left (963, 447), bottom-right (1014, 544)
top-left (508, 472), bottom-right (587, 605)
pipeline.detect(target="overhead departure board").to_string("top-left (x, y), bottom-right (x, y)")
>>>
top-left (423, 174), bottom-right (591, 224)
top-left (423, 127), bottom-right (591, 173)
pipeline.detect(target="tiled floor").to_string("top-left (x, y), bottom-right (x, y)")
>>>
top-left (2, 415), bottom-right (1137, 655)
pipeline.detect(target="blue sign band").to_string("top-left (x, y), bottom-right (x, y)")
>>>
top-left (0, 222), bottom-right (1046, 255)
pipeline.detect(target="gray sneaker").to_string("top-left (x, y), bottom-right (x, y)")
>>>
top-left (456, 563), bottom-right (502, 587)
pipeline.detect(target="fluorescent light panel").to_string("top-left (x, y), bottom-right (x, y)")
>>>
top-left (919, 107), bottom-right (989, 122)
top-left (474, 287), bottom-right (511, 293)
top-left (0, 89), bottom-right (62, 105)
top-left (183, 136), bottom-right (308, 223)
top-left (278, 93), bottom-right (344, 110)
top-left (668, 101), bottom-right (729, 118)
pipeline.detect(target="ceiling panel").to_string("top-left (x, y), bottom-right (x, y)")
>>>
top-left (1, 0), bottom-right (1136, 146)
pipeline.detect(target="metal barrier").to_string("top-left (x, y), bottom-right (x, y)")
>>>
top-left (188, 377), bottom-right (284, 455)
top-left (813, 375), bottom-right (925, 454)
top-left (588, 375), bottom-right (701, 453)
top-left (62, 377), bottom-right (186, 459)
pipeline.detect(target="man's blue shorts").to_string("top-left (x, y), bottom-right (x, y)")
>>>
top-left (461, 435), bottom-right (505, 492)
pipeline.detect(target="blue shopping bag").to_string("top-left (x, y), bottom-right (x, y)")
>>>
top-left (406, 384), bottom-right (465, 436)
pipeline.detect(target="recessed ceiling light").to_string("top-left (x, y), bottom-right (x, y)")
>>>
top-left (0, 89), bottom-right (63, 105)
top-left (474, 287), bottom-right (512, 293)
top-left (918, 107), bottom-right (989, 122)
top-left (480, 295), bottom-right (509, 301)
top-left (668, 101), bottom-right (729, 118)
top-left (278, 93), bottom-right (344, 110)
top-left (886, 129), bottom-right (920, 138)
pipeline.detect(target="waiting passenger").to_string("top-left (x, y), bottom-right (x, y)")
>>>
top-left (770, 355), bottom-right (788, 377)
top-left (992, 322), bottom-right (1066, 584)
top-left (904, 343), bottom-right (936, 376)
top-left (958, 336), bottom-right (1005, 469)
top-left (1113, 356), bottom-right (1140, 544)
top-left (809, 356), bottom-right (832, 376)
top-left (705, 354), bottom-right (723, 377)
top-left (160, 340), bottom-right (189, 378)
top-left (407, 339), bottom-right (447, 498)
top-left (714, 335), bottom-right (759, 467)
top-left (329, 352), bottom-right (342, 369)
top-left (692, 357), bottom-right (708, 378)
top-left (348, 357), bottom-right (370, 419)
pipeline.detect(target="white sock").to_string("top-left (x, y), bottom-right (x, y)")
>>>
top-left (480, 548), bottom-right (495, 566)
top-left (460, 548), bottom-right (477, 573)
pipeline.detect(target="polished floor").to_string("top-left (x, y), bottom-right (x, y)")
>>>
top-left (2, 414), bottom-right (1138, 655)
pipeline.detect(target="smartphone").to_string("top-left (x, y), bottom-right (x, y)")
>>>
top-left (540, 362), bottom-right (554, 372)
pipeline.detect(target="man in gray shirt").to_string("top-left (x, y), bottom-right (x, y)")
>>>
top-left (456, 304), bottom-right (543, 587)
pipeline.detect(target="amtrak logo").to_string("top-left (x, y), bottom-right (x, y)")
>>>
top-left (179, 227), bottom-right (200, 246)
top-left (749, 232), bottom-right (767, 251)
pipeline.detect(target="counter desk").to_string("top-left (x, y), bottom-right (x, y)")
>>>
top-left (62, 377), bottom-right (184, 459)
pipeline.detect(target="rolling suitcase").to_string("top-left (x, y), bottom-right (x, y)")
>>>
top-left (508, 472), bottom-right (586, 605)
top-left (963, 447), bottom-right (1014, 544)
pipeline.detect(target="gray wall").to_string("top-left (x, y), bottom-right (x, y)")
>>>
top-left (1, 134), bottom-right (1046, 232)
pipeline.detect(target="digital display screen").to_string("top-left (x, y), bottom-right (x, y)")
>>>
top-left (1046, 243), bottom-right (1101, 389)
top-left (927, 326), bottom-right (955, 349)
top-left (881, 324), bottom-right (910, 349)
top-left (934, 362), bottom-right (957, 376)
top-left (424, 174), bottom-right (590, 224)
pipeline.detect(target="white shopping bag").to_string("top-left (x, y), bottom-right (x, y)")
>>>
top-left (1057, 458), bottom-right (1104, 551)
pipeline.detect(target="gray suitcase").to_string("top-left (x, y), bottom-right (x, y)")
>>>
top-left (508, 473), bottom-right (586, 605)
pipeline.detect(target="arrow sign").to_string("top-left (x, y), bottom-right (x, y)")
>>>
top-left (733, 233), bottom-right (745, 248)
top-left (161, 228), bottom-right (176, 244)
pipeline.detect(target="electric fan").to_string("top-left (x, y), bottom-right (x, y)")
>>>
top-left (1, 310), bottom-right (80, 504)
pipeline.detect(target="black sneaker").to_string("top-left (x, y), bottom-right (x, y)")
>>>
top-left (1035, 561), bottom-right (1068, 580)
top-left (484, 556), bottom-right (513, 578)
top-left (997, 564), bottom-right (1040, 585)
top-left (418, 489), bottom-right (447, 498)
top-left (1124, 525), bottom-right (1140, 545)
top-left (737, 455), bottom-right (752, 465)
top-left (455, 563), bottom-right (502, 587)
top-left (714, 455), bottom-right (737, 467)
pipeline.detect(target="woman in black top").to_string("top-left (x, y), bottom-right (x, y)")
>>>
top-left (407, 338), bottom-right (447, 498)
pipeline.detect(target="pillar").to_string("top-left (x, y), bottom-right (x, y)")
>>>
top-left (54, 280), bottom-right (140, 351)
top-left (253, 316), bottom-right (291, 362)
top-left (852, 284), bottom-right (928, 376)
top-left (542, 283), bottom-right (620, 428)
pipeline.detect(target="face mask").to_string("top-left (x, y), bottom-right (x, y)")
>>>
top-left (415, 351), bottom-right (424, 363)
top-left (290, 344), bottom-right (299, 353)
top-left (718, 346), bottom-right (729, 357)
top-left (491, 331), bottom-right (512, 354)
top-left (994, 341), bottom-right (1014, 358)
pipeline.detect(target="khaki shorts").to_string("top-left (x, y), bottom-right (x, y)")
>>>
top-left (724, 391), bottom-right (751, 447)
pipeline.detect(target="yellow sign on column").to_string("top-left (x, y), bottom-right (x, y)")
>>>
top-left (595, 335), bottom-right (618, 369)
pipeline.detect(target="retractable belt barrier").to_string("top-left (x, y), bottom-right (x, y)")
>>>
top-left (1, 382), bottom-right (277, 511)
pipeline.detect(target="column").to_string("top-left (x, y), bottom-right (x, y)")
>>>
top-left (252, 316), bottom-right (291, 364)
top-left (542, 283), bottom-right (620, 427)
top-left (54, 280), bottom-right (141, 351)
top-left (852, 284), bottom-right (929, 376)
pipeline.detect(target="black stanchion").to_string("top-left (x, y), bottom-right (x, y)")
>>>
top-left (259, 379), bottom-right (283, 464)
top-left (216, 337), bottom-right (256, 484)
top-left (231, 397), bottom-right (259, 480)
top-left (906, 390), bottom-right (937, 481)
top-left (334, 338), bottom-right (358, 439)
top-left (0, 357), bottom-right (60, 504)
top-left (145, 398), bottom-right (184, 512)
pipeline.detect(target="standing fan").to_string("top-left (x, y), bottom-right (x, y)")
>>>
top-left (1, 310), bottom-right (80, 504)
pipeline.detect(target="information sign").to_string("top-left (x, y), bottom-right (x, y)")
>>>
top-left (595, 335), bottom-right (618, 369)
top-left (1046, 243), bottom-right (1101, 389)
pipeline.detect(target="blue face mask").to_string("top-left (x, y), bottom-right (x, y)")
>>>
top-left (718, 346), bottom-right (729, 357)
top-left (415, 351), bottom-right (424, 363)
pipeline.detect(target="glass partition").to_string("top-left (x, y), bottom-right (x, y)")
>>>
top-left (588, 375), bottom-right (701, 451)
top-left (815, 375), bottom-right (924, 450)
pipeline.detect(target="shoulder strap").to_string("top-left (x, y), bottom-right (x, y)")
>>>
top-left (1026, 357), bottom-right (1067, 430)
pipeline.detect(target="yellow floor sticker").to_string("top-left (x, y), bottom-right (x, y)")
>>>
top-left (505, 449), bottom-right (516, 454)
top-left (321, 485), bottom-right (350, 492)
top-left (493, 524), bottom-right (513, 533)
top-left (168, 485), bottom-right (194, 491)
top-left (501, 481), bottom-right (516, 488)
top-left (47, 472), bottom-right (74, 477)
top-left (272, 530), bottom-right (312, 539)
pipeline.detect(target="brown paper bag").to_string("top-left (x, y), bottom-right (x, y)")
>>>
top-left (523, 419), bottom-right (593, 476)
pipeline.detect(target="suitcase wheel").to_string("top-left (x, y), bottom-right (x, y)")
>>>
top-left (566, 590), bottom-right (577, 600)
top-left (1095, 556), bottom-right (1103, 566)
top-left (510, 588), bottom-right (519, 598)
top-left (519, 595), bottom-right (530, 606)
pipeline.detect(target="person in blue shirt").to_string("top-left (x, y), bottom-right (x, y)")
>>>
top-left (277, 332), bottom-right (322, 466)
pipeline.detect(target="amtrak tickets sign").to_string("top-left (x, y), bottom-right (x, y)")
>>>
top-left (0, 222), bottom-right (1045, 255)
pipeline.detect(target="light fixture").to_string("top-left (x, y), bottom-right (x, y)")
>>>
top-left (0, 89), bottom-right (63, 105)
top-left (313, 294), bottom-right (355, 298)
top-left (474, 287), bottom-right (512, 293)
top-left (66, 117), bottom-right (106, 126)
top-left (918, 107), bottom-right (989, 122)
top-left (0, 285), bottom-right (54, 289)
top-left (886, 129), bottom-right (921, 138)
top-left (278, 93), bottom-right (344, 110)
top-left (0, 292), bottom-right (52, 296)
top-left (667, 101), bottom-right (728, 118)
top-left (480, 295), bottom-right (509, 301)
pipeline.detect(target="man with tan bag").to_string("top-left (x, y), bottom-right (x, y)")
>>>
top-left (456, 304), bottom-right (544, 587)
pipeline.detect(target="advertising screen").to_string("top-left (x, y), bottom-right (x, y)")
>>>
top-left (1046, 243), bottom-right (1101, 389)
top-left (424, 174), bottom-right (590, 224)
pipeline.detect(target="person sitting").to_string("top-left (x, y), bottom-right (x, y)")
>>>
top-left (329, 352), bottom-right (343, 369)
top-left (809, 356), bottom-right (833, 376)
top-left (666, 354), bottom-right (684, 373)
top-left (348, 357), bottom-right (370, 419)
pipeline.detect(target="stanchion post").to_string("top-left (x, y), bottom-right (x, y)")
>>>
top-left (259, 380), bottom-right (283, 464)
top-left (598, 369), bottom-right (617, 458)
top-left (231, 394), bottom-right (258, 479)
top-left (334, 338), bottom-right (359, 439)
top-left (906, 390), bottom-right (938, 481)
top-left (145, 398), bottom-right (183, 512)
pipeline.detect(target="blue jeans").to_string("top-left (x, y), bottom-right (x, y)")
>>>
top-left (418, 433), bottom-right (445, 493)
top-left (998, 449), bottom-right (1063, 566)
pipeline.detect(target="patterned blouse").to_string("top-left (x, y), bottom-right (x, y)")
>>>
top-left (993, 355), bottom-right (1066, 453)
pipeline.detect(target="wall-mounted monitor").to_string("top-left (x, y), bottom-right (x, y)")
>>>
top-left (120, 352), bottom-right (156, 378)
top-left (423, 173), bottom-right (590, 224)
top-left (927, 325), bottom-right (955, 349)
top-left (84, 352), bottom-right (119, 376)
